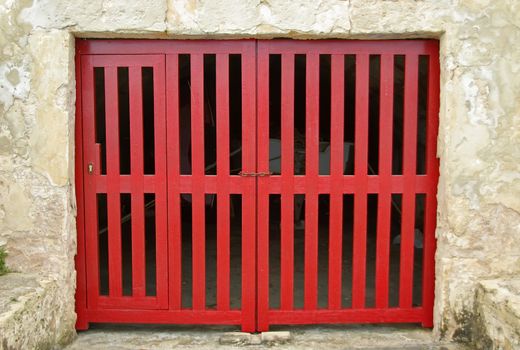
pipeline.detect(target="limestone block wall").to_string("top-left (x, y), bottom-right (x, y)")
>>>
top-left (0, 0), bottom-right (518, 345)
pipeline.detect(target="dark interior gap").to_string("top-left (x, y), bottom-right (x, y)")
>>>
top-left (318, 55), bottom-right (331, 175)
top-left (344, 55), bottom-right (356, 175)
top-left (341, 194), bottom-right (354, 308)
top-left (230, 194), bottom-right (242, 309)
top-left (142, 67), bottom-right (155, 175)
top-left (205, 194), bottom-right (217, 308)
top-left (368, 55), bottom-right (381, 175)
top-left (317, 194), bottom-right (330, 308)
top-left (417, 56), bottom-right (429, 175)
top-left (293, 194), bottom-right (305, 309)
top-left (413, 193), bottom-right (426, 307)
top-left (392, 56), bottom-right (405, 175)
top-left (181, 193), bottom-right (193, 308)
top-left (120, 193), bottom-right (132, 296)
top-left (269, 194), bottom-right (281, 309)
top-left (117, 67), bottom-right (131, 175)
top-left (144, 193), bottom-right (157, 296)
top-left (97, 193), bottom-right (109, 296)
top-left (204, 55), bottom-right (217, 176)
top-left (94, 67), bottom-right (107, 175)
top-left (179, 55), bottom-right (192, 175)
top-left (229, 55), bottom-right (243, 175)
top-left (294, 54), bottom-right (306, 175)
top-left (269, 54), bottom-right (282, 175)
top-left (389, 193), bottom-right (402, 307)
top-left (365, 193), bottom-right (378, 307)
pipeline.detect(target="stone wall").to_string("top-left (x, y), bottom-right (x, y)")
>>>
top-left (0, 0), bottom-right (519, 346)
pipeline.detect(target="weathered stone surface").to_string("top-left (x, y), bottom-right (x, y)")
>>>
top-left (218, 332), bottom-right (252, 345)
top-left (472, 279), bottom-right (520, 349)
top-left (0, 273), bottom-right (76, 350)
top-left (0, 0), bottom-right (518, 348)
top-left (261, 331), bottom-right (292, 345)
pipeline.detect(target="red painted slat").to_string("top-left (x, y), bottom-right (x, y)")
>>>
top-left (98, 296), bottom-right (160, 309)
top-left (240, 48), bottom-right (258, 332)
top-left (304, 53), bottom-right (319, 310)
top-left (152, 58), bottom-right (168, 308)
top-left (93, 174), bottom-right (432, 194)
top-left (128, 66), bottom-right (146, 298)
top-left (74, 51), bottom-right (88, 330)
top-left (375, 54), bottom-right (394, 309)
top-left (81, 58), bottom-right (99, 310)
top-left (78, 39), bottom-right (437, 56)
top-left (399, 55), bottom-right (419, 309)
top-left (216, 54), bottom-right (231, 311)
top-left (268, 308), bottom-right (424, 324)
top-left (190, 54), bottom-right (206, 311)
top-left (328, 54), bottom-right (344, 310)
top-left (422, 52), bottom-right (440, 327)
top-left (105, 66), bottom-right (123, 298)
top-left (352, 53), bottom-right (369, 309)
top-left (166, 54), bottom-right (182, 310)
top-left (280, 53), bottom-right (295, 311)
top-left (256, 45), bottom-right (271, 331)
top-left (87, 309), bottom-right (243, 324)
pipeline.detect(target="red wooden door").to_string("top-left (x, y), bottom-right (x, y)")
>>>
top-left (76, 39), bottom-right (439, 332)
top-left (256, 40), bottom-right (439, 330)
top-left (76, 41), bottom-right (257, 331)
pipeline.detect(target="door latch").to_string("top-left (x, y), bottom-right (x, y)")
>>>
top-left (88, 163), bottom-right (94, 174)
top-left (238, 171), bottom-right (272, 177)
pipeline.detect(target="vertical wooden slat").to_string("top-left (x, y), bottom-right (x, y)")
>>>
top-left (75, 52), bottom-right (88, 329)
top-left (105, 66), bottom-right (123, 298)
top-left (153, 58), bottom-right (168, 308)
top-left (216, 54), bottom-right (231, 311)
top-left (352, 53), bottom-right (369, 309)
top-left (375, 54), bottom-right (394, 309)
top-left (190, 54), bottom-right (206, 310)
top-left (256, 46), bottom-right (271, 331)
top-left (166, 54), bottom-right (182, 310)
top-left (82, 58), bottom-right (100, 309)
top-left (328, 54), bottom-right (344, 310)
top-left (399, 55), bottom-right (419, 309)
top-left (129, 66), bottom-right (146, 298)
top-left (422, 50), bottom-right (440, 327)
top-left (304, 53), bottom-right (319, 310)
top-left (241, 48), bottom-right (257, 332)
top-left (280, 53), bottom-right (295, 311)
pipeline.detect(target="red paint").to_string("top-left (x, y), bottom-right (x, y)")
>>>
top-left (328, 54), bottom-right (345, 310)
top-left (375, 54), bottom-right (394, 309)
top-left (76, 39), bottom-right (439, 331)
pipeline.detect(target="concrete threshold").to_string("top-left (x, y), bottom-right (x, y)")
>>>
top-left (67, 324), bottom-right (470, 349)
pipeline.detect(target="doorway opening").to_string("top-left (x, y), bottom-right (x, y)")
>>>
top-left (76, 40), bottom-right (439, 332)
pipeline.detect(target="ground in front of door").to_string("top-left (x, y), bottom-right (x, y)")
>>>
top-left (67, 324), bottom-right (468, 349)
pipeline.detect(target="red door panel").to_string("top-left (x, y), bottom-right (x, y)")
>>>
top-left (256, 40), bottom-right (439, 330)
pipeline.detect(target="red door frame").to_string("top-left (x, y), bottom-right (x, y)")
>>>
top-left (75, 39), bottom-right (440, 332)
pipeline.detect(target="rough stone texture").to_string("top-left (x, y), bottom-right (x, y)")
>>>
top-left (472, 279), bottom-right (520, 349)
top-left (0, 273), bottom-right (75, 349)
top-left (0, 0), bottom-right (519, 348)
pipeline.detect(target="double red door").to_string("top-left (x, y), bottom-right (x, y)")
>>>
top-left (75, 40), bottom-right (439, 332)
